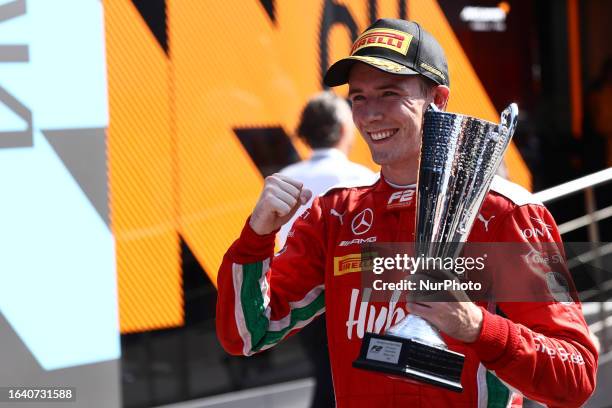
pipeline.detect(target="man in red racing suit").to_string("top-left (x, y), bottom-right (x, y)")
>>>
top-left (216, 18), bottom-right (597, 407)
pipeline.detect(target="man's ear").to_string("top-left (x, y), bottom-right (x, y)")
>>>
top-left (432, 85), bottom-right (450, 111)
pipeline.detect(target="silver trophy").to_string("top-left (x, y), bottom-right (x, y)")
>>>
top-left (353, 103), bottom-right (519, 392)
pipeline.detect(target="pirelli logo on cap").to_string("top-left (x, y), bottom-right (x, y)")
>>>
top-left (334, 253), bottom-right (374, 276)
top-left (351, 29), bottom-right (413, 56)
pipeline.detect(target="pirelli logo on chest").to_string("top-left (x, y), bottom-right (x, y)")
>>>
top-left (334, 253), bottom-right (374, 276)
top-left (351, 29), bottom-right (413, 56)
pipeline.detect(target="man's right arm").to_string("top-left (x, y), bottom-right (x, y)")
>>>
top-left (216, 174), bottom-right (326, 356)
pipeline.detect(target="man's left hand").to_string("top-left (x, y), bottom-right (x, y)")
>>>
top-left (407, 301), bottom-right (483, 343)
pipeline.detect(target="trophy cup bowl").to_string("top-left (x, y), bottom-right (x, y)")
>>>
top-left (352, 103), bottom-right (519, 392)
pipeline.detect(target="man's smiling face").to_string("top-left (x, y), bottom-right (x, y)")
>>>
top-left (348, 63), bottom-right (434, 169)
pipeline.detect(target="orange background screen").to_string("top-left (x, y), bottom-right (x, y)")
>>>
top-left (104, 0), bottom-right (531, 333)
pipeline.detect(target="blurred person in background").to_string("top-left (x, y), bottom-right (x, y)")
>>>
top-left (217, 19), bottom-right (597, 407)
top-left (277, 91), bottom-right (375, 248)
top-left (279, 91), bottom-right (375, 408)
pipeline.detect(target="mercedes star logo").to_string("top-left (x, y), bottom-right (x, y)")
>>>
top-left (351, 208), bottom-right (373, 235)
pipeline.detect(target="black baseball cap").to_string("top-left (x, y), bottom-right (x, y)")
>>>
top-left (324, 19), bottom-right (449, 87)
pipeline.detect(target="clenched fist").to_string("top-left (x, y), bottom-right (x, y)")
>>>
top-left (249, 174), bottom-right (313, 235)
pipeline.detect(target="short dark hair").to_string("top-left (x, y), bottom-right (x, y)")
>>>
top-left (296, 92), bottom-right (350, 149)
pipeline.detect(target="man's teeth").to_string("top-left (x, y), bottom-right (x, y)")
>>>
top-left (370, 129), bottom-right (397, 141)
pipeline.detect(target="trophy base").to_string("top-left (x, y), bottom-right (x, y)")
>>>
top-left (352, 332), bottom-right (464, 393)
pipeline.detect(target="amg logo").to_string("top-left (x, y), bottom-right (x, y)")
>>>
top-left (339, 236), bottom-right (377, 246)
